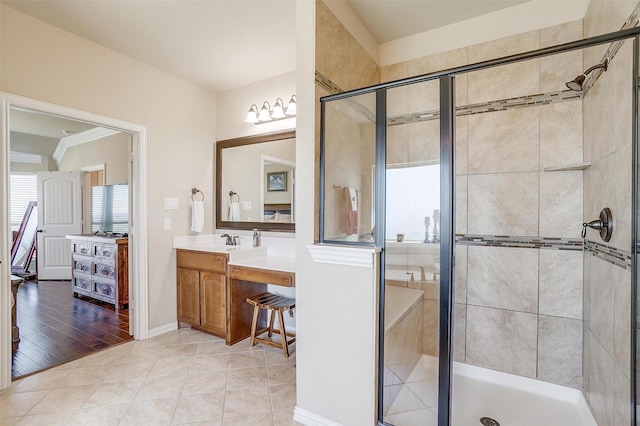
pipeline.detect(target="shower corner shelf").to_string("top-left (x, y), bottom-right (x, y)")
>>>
top-left (543, 162), bottom-right (591, 172)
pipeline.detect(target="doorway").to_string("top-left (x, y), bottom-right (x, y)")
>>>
top-left (1, 93), bottom-right (149, 389)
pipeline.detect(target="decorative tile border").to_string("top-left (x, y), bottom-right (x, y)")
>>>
top-left (455, 234), bottom-right (583, 251)
top-left (316, 71), bottom-right (583, 127)
top-left (389, 90), bottom-right (582, 126)
top-left (584, 240), bottom-right (632, 270)
top-left (456, 234), bottom-right (633, 271)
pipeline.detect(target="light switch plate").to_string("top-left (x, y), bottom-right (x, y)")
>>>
top-left (163, 217), bottom-right (171, 230)
top-left (242, 201), bottom-right (252, 210)
top-left (164, 197), bottom-right (179, 210)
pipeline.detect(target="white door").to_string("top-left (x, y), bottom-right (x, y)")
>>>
top-left (37, 171), bottom-right (82, 280)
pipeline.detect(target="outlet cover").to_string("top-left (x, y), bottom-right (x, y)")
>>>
top-left (242, 201), bottom-right (252, 210)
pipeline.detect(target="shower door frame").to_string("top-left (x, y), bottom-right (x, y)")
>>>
top-left (319, 26), bottom-right (640, 426)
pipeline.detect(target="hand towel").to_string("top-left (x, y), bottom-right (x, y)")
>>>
top-left (348, 187), bottom-right (358, 211)
top-left (191, 200), bottom-right (204, 233)
top-left (229, 201), bottom-right (240, 221)
top-left (344, 187), bottom-right (358, 235)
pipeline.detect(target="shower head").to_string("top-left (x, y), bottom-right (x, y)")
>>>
top-left (566, 58), bottom-right (609, 92)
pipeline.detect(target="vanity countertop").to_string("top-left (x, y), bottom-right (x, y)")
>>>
top-left (228, 255), bottom-right (295, 273)
top-left (173, 240), bottom-right (267, 256)
top-left (173, 235), bottom-right (295, 273)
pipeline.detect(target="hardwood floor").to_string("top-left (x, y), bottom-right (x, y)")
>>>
top-left (12, 279), bottom-right (132, 380)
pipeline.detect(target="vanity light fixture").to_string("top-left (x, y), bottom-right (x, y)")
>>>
top-left (244, 95), bottom-right (297, 124)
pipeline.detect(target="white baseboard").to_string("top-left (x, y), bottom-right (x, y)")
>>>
top-left (147, 321), bottom-right (178, 338)
top-left (293, 407), bottom-right (342, 426)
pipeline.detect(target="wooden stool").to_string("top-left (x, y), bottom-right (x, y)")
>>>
top-left (246, 292), bottom-right (296, 357)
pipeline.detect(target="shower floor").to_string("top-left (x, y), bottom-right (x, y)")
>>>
top-left (384, 356), bottom-right (597, 426)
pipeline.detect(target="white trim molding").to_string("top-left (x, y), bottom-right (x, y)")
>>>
top-left (293, 407), bottom-right (344, 426)
top-left (0, 92), bottom-right (149, 390)
top-left (53, 127), bottom-right (120, 165)
top-left (307, 244), bottom-right (380, 268)
top-left (9, 151), bottom-right (43, 164)
top-left (148, 321), bottom-right (178, 338)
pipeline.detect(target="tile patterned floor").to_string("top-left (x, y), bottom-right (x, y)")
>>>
top-left (383, 356), bottom-right (438, 426)
top-left (1, 328), bottom-right (299, 425)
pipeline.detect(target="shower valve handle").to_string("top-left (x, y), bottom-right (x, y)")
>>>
top-left (581, 208), bottom-right (613, 242)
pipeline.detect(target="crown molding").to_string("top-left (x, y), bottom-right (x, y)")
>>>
top-left (53, 127), bottom-right (120, 165)
top-left (9, 151), bottom-right (43, 164)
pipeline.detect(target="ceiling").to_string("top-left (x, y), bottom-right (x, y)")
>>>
top-left (11, 109), bottom-right (95, 140)
top-left (2, 0), bottom-right (535, 93)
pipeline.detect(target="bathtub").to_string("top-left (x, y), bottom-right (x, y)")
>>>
top-left (383, 285), bottom-right (424, 412)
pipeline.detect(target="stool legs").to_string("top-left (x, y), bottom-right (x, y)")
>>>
top-left (277, 310), bottom-right (289, 357)
top-left (268, 309), bottom-right (276, 338)
top-left (249, 304), bottom-right (260, 347)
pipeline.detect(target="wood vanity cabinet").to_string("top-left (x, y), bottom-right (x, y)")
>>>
top-left (176, 250), bottom-right (227, 337)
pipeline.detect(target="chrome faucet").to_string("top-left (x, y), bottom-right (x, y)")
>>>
top-left (220, 234), bottom-right (234, 245)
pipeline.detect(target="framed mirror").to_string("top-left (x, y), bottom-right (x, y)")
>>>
top-left (11, 201), bottom-right (37, 275)
top-left (216, 130), bottom-right (295, 232)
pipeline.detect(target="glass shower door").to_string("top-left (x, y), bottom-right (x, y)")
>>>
top-left (381, 78), bottom-right (448, 426)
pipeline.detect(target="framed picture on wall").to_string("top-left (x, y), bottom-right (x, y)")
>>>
top-left (267, 171), bottom-right (287, 192)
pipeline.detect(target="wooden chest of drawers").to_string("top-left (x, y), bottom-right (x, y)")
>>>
top-left (68, 235), bottom-right (129, 309)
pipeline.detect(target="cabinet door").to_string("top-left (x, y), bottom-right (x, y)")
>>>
top-left (200, 272), bottom-right (226, 336)
top-left (177, 268), bottom-right (200, 325)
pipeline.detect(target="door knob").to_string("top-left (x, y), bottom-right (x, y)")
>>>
top-left (581, 207), bottom-right (613, 242)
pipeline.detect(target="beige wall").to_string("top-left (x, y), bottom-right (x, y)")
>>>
top-left (58, 132), bottom-right (130, 185)
top-left (10, 158), bottom-right (54, 173)
top-left (10, 132), bottom-right (58, 172)
top-left (1, 5), bottom-right (218, 330)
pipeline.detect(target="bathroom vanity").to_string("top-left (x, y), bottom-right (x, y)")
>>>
top-left (174, 240), bottom-right (295, 345)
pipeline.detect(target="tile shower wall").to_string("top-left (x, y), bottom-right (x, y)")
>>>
top-left (381, 20), bottom-right (586, 389)
top-left (315, 0), bottom-right (379, 239)
top-left (582, 1), bottom-right (635, 425)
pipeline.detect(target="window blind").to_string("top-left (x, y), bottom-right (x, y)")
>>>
top-left (10, 173), bottom-right (37, 231)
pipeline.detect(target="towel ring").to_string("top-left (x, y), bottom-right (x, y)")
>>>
top-left (229, 191), bottom-right (240, 202)
top-left (191, 188), bottom-right (204, 202)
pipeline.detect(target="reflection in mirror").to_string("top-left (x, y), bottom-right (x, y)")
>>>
top-left (216, 130), bottom-right (295, 232)
top-left (11, 201), bottom-right (37, 275)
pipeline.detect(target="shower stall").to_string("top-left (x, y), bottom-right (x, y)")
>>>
top-left (319, 19), bottom-right (640, 426)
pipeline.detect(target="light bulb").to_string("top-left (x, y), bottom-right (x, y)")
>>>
top-left (271, 98), bottom-right (286, 119)
top-left (244, 105), bottom-right (259, 124)
top-left (285, 95), bottom-right (296, 116)
top-left (258, 102), bottom-right (272, 122)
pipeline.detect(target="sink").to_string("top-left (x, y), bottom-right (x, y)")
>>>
top-left (172, 236), bottom-right (268, 258)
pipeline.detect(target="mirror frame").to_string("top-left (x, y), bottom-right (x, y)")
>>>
top-left (216, 129), bottom-right (296, 232)
top-left (11, 200), bottom-right (37, 275)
